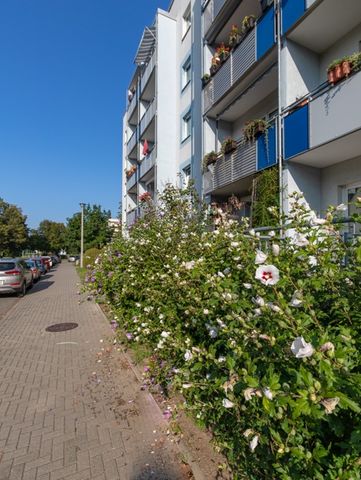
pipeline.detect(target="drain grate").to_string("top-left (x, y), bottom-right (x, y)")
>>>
top-left (46, 323), bottom-right (78, 332)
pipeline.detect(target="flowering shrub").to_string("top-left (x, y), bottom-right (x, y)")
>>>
top-left (86, 186), bottom-right (361, 479)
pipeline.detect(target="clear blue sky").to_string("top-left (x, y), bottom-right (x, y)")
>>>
top-left (0, 0), bottom-right (169, 228)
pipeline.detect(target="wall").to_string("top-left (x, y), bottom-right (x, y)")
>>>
top-left (321, 155), bottom-right (361, 212)
top-left (156, 11), bottom-right (178, 192)
top-left (280, 39), bottom-right (319, 108)
top-left (283, 162), bottom-right (321, 215)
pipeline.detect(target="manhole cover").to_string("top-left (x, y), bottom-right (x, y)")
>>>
top-left (46, 323), bottom-right (78, 332)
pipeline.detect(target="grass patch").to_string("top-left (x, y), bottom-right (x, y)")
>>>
top-left (76, 267), bottom-right (87, 284)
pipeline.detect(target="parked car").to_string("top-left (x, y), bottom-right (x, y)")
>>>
top-left (68, 255), bottom-right (80, 262)
top-left (0, 258), bottom-right (33, 296)
top-left (41, 256), bottom-right (52, 271)
top-left (33, 258), bottom-right (47, 275)
top-left (25, 259), bottom-right (41, 282)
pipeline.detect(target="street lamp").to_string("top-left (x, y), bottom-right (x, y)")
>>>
top-left (79, 203), bottom-right (85, 268)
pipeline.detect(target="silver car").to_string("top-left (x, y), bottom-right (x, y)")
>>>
top-left (0, 258), bottom-right (33, 296)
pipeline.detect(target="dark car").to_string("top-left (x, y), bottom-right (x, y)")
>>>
top-left (32, 258), bottom-right (47, 275)
top-left (0, 258), bottom-right (33, 296)
top-left (25, 259), bottom-right (41, 282)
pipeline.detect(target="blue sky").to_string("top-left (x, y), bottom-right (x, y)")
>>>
top-left (0, 0), bottom-right (169, 228)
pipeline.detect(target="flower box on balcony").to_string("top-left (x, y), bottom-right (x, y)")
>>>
top-left (244, 119), bottom-right (270, 143)
top-left (327, 53), bottom-right (360, 84)
top-left (201, 74), bottom-right (211, 88)
top-left (202, 151), bottom-right (218, 172)
top-left (229, 25), bottom-right (241, 49)
top-left (241, 15), bottom-right (256, 36)
top-left (139, 192), bottom-right (152, 202)
top-left (125, 165), bottom-right (137, 178)
top-left (221, 137), bottom-right (238, 155)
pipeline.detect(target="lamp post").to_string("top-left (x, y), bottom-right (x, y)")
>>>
top-left (79, 203), bottom-right (85, 268)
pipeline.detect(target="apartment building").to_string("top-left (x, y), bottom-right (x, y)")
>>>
top-left (202, 0), bottom-right (361, 222)
top-left (122, 0), bottom-right (202, 226)
top-left (122, 0), bottom-right (361, 226)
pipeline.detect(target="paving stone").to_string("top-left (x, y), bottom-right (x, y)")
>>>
top-left (0, 264), bottom-right (191, 480)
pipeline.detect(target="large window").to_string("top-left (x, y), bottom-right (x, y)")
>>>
top-left (182, 4), bottom-right (191, 39)
top-left (182, 57), bottom-right (191, 90)
top-left (182, 110), bottom-right (191, 142)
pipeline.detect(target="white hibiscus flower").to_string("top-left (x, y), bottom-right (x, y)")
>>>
top-left (255, 265), bottom-right (280, 286)
top-left (291, 336), bottom-right (314, 358)
top-left (255, 249), bottom-right (268, 265)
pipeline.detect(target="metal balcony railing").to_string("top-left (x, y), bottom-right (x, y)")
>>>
top-left (139, 147), bottom-right (156, 179)
top-left (203, 28), bottom-right (256, 112)
top-left (127, 90), bottom-right (137, 117)
top-left (141, 51), bottom-right (156, 93)
top-left (139, 100), bottom-right (156, 137)
top-left (126, 209), bottom-right (138, 227)
top-left (126, 170), bottom-right (138, 191)
top-left (126, 129), bottom-right (137, 155)
top-left (204, 136), bottom-right (257, 194)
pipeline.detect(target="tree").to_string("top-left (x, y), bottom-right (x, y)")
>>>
top-left (0, 198), bottom-right (28, 257)
top-left (38, 220), bottom-right (67, 252)
top-left (65, 205), bottom-right (112, 253)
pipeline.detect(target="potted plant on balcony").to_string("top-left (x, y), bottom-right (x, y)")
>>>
top-left (125, 164), bottom-right (137, 178)
top-left (349, 51), bottom-right (361, 72)
top-left (221, 137), bottom-right (238, 155)
top-left (201, 73), bottom-right (211, 87)
top-left (244, 119), bottom-right (270, 143)
top-left (216, 43), bottom-right (230, 63)
top-left (229, 24), bottom-right (241, 48)
top-left (139, 192), bottom-right (152, 203)
top-left (202, 151), bottom-right (218, 173)
top-left (241, 15), bottom-right (256, 35)
top-left (210, 54), bottom-right (221, 75)
top-left (327, 58), bottom-right (345, 84)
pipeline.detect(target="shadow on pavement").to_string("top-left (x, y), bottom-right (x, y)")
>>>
top-left (28, 281), bottom-right (54, 293)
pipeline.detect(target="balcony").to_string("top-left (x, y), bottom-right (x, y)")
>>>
top-left (141, 51), bottom-right (156, 94)
top-left (139, 147), bottom-right (156, 180)
top-left (204, 123), bottom-right (277, 194)
top-left (139, 99), bottom-right (156, 137)
top-left (127, 90), bottom-right (137, 118)
top-left (126, 168), bottom-right (138, 192)
top-left (203, 5), bottom-right (276, 114)
top-left (126, 208), bottom-right (138, 227)
top-left (284, 70), bottom-right (361, 167)
top-left (203, 0), bottom-right (227, 35)
top-left (126, 129), bottom-right (137, 156)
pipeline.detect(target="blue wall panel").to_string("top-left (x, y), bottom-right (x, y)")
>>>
top-left (257, 123), bottom-right (277, 171)
top-left (284, 105), bottom-right (309, 160)
top-left (282, 0), bottom-right (306, 34)
top-left (256, 7), bottom-right (276, 60)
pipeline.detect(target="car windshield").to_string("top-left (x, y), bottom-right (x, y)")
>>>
top-left (0, 262), bottom-right (16, 271)
top-left (35, 260), bottom-right (42, 267)
top-left (26, 261), bottom-right (35, 267)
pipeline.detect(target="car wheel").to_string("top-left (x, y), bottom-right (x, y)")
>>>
top-left (17, 282), bottom-right (26, 297)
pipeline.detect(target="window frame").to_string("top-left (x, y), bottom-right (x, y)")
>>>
top-left (182, 3), bottom-right (191, 40)
top-left (181, 110), bottom-right (192, 143)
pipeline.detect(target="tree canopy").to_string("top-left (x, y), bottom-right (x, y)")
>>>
top-left (65, 204), bottom-right (112, 254)
top-left (0, 198), bottom-right (28, 257)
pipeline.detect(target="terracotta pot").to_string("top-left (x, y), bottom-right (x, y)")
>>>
top-left (334, 63), bottom-right (343, 82)
top-left (327, 68), bottom-right (336, 84)
top-left (342, 60), bottom-right (352, 77)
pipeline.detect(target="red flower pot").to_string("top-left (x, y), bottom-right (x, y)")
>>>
top-left (342, 60), bottom-right (352, 77)
top-left (334, 64), bottom-right (343, 82)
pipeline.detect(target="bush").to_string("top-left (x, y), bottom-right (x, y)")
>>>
top-left (86, 186), bottom-right (361, 480)
top-left (83, 248), bottom-right (101, 269)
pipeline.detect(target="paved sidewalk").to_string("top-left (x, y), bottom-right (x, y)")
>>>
top-left (0, 264), bottom-right (191, 480)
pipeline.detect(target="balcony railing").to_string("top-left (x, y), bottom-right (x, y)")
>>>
top-left (139, 147), bottom-right (156, 179)
top-left (204, 123), bottom-right (277, 194)
top-left (203, 6), bottom-right (276, 112)
top-left (141, 51), bottom-right (156, 93)
top-left (126, 170), bottom-right (138, 191)
top-left (126, 208), bottom-right (138, 227)
top-left (284, 69), bottom-right (361, 160)
top-left (126, 129), bottom-right (137, 155)
top-left (139, 99), bottom-right (156, 137)
top-left (127, 90), bottom-right (137, 117)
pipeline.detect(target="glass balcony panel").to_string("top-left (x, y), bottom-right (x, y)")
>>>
top-left (139, 148), bottom-right (156, 179)
top-left (139, 100), bottom-right (156, 137)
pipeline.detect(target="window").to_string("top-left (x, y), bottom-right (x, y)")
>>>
top-left (182, 165), bottom-right (191, 187)
top-left (182, 111), bottom-right (191, 142)
top-left (182, 57), bottom-right (191, 90)
top-left (182, 4), bottom-right (191, 39)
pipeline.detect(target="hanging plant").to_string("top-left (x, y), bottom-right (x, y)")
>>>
top-left (243, 119), bottom-right (269, 143)
top-left (229, 24), bottom-right (241, 48)
top-left (241, 15), bottom-right (256, 35)
top-left (221, 137), bottom-right (238, 155)
top-left (215, 43), bottom-right (230, 63)
top-left (202, 151), bottom-right (218, 172)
